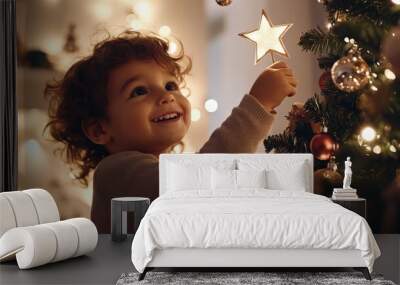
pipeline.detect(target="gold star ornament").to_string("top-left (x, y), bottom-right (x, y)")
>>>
top-left (239, 9), bottom-right (293, 64)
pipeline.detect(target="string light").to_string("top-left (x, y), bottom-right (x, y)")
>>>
top-left (373, 145), bottom-right (382, 154)
top-left (384, 69), bottom-right (396, 80)
top-left (361, 126), bottom-right (377, 142)
top-left (204, 99), bottom-right (218, 112)
top-left (370, 85), bottom-right (378, 92)
top-left (389, 145), bottom-right (397, 152)
top-left (191, 108), bottom-right (201, 122)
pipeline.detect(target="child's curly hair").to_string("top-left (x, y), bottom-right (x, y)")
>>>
top-left (44, 30), bottom-right (192, 187)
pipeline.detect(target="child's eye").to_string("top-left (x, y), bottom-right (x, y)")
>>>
top-left (130, 86), bottom-right (148, 97)
top-left (165, 81), bottom-right (179, 91)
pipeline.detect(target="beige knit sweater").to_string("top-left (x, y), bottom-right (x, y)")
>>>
top-left (92, 94), bottom-right (275, 233)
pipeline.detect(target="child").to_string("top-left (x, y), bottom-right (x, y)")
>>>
top-left (44, 30), bottom-right (297, 233)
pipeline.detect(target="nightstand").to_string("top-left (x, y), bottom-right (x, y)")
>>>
top-left (111, 197), bottom-right (150, 242)
top-left (331, 198), bottom-right (366, 218)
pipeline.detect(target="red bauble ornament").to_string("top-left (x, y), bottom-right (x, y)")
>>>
top-left (216, 0), bottom-right (232, 6)
top-left (310, 129), bottom-right (336, 160)
top-left (319, 71), bottom-right (331, 91)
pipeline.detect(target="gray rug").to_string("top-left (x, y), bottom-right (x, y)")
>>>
top-left (116, 271), bottom-right (396, 285)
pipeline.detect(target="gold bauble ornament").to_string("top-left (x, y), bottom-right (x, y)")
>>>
top-left (331, 50), bottom-right (370, 92)
top-left (314, 168), bottom-right (343, 197)
top-left (216, 0), bottom-right (232, 6)
top-left (313, 156), bottom-right (343, 197)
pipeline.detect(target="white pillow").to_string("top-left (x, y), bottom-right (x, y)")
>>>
top-left (265, 163), bottom-right (307, 191)
top-left (212, 168), bottom-right (237, 190)
top-left (167, 162), bottom-right (212, 191)
top-left (237, 159), bottom-right (309, 192)
top-left (236, 169), bottom-right (267, 188)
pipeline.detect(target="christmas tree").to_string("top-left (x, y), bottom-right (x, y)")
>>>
top-left (264, 0), bottom-right (400, 233)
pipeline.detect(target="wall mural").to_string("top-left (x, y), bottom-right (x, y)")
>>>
top-left (15, 0), bottom-right (400, 233)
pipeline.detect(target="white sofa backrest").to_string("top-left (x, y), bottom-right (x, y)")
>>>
top-left (0, 189), bottom-right (60, 238)
top-left (159, 153), bottom-right (314, 195)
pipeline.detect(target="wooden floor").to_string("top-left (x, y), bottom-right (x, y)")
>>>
top-left (0, 234), bottom-right (398, 284)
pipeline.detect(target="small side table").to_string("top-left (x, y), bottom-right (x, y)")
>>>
top-left (111, 197), bottom-right (150, 242)
top-left (331, 198), bottom-right (366, 219)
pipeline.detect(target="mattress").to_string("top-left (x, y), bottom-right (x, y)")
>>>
top-left (131, 189), bottom-right (380, 273)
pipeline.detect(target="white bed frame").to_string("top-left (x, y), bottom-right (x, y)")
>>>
top-left (140, 154), bottom-right (371, 280)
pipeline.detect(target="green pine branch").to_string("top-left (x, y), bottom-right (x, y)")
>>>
top-left (298, 27), bottom-right (345, 56)
top-left (304, 94), bottom-right (325, 125)
top-left (331, 20), bottom-right (388, 54)
top-left (264, 131), bottom-right (296, 153)
top-left (324, 0), bottom-right (400, 27)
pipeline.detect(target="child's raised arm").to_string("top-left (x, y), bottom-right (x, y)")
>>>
top-left (199, 61), bottom-right (297, 153)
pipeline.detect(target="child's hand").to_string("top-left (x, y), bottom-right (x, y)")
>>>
top-left (249, 61), bottom-right (298, 113)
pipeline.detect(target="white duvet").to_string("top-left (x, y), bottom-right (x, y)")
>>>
top-left (131, 189), bottom-right (380, 273)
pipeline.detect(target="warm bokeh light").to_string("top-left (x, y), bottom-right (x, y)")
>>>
top-left (45, 36), bottom-right (64, 55)
top-left (391, 0), bottom-right (400, 5)
top-left (384, 69), bottom-right (396, 80)
top-left (126, 13), bottom-right (136, 24)
top-left (172, 143), bottom-right (184, 153)
top-left (361, 126), bottom-right (377, 142)
top-left (159, 25), bottom-right (171, 37)
top-left (167, 38), bottom-right (181, 57)
top-left (370, 85), bottom-right (378, 92)
top-left (134, 1), bottom-right (153, 22)
top-left (191, 108), bottom-right (201, 122)
top-left (180, 87), bottom-right (191, 97)
top-left (128, 18), bottom-right (143, 31)
top-left (204, 99), bottom-right (218, 112)
top-left (372, 145), bottom-right (382, 154)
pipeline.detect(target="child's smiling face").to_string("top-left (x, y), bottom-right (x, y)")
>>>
top-left (101, 59), bottom-right (191, 155)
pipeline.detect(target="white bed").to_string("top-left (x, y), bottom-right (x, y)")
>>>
top-left (131, 154), bottom-right (380, 280)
